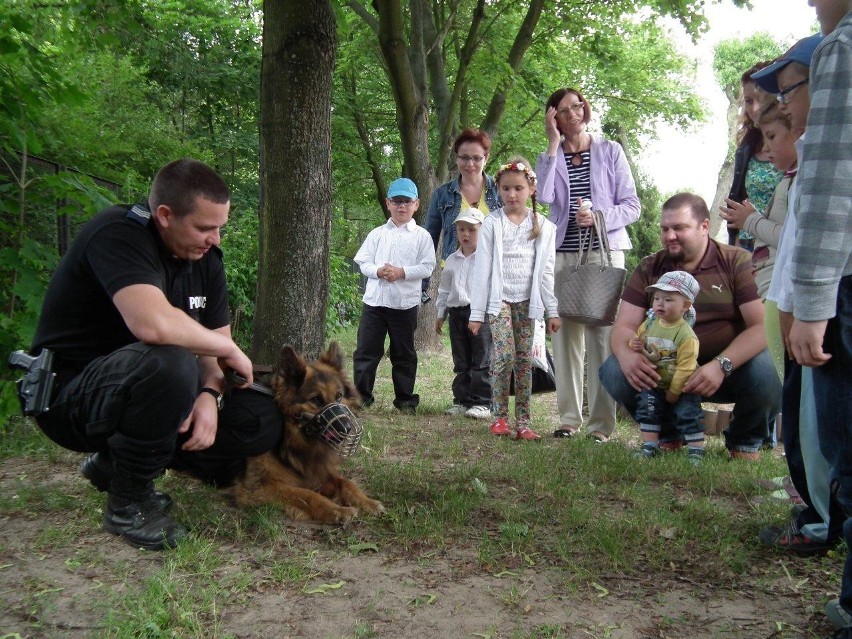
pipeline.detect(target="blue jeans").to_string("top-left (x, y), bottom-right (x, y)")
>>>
top-left (599, 349), bottom-right (781, 453)
top-left (812, 276), bottom-right (852, 615)
top-left (635, 388), bottom-right (704, 444)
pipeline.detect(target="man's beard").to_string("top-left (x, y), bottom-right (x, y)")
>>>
top-left (665, 245), bottom-right (686, 264)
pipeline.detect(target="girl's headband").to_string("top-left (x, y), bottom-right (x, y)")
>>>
top-left (496, 162), bottom-right (537, 184)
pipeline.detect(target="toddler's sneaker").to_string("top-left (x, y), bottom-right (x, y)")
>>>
top-left (465, 405), bottom-right (492, 420)
top-left (515, 426), bottom-right (541, 441)
top-left (687, 447), bottom-right (705, 467)
top-left (445, 404), bottom-right (467, 416)
top-left (489, 418), bottom-right (512, 436)
top-left (634, 443), bottom-right (661, 459)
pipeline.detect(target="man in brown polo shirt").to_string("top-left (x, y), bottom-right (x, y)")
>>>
top-left (599, 192), bottom-right (781, 459)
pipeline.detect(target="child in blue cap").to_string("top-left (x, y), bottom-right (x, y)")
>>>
top-left (352, 178), bottom-right (435, 413)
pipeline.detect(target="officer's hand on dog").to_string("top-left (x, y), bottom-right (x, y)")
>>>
top-left (179, 401), bottom-right (218, 451)
top-left (220, 346), bottom-right (253, 387)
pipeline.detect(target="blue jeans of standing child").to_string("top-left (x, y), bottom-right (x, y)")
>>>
top-left (812, 276), bottom-right (852, 617)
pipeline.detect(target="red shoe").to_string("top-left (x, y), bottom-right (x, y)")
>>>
top-left (515, 426), bottom-right (541, 440)
top-left (659, 440), bottom-right (684, 452)
top-left (490, 418), bottom-right (512, 436)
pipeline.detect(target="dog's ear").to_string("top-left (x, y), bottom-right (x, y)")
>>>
top-left (274, 345), bottom-right (307, 389)
top-left (319, 341), bottom-right (345, 371)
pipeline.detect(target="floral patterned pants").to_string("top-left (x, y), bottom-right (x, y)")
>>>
top-left (490, 300), bottom-right (534, 428)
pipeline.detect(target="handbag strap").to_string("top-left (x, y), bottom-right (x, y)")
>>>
top-left (591, 210), bottom-right (614, 268)
top-left (575, 211), bottom-right (612, 268)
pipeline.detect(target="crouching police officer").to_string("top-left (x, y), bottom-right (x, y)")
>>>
top-left (26, 159), bottom-right (281, 550)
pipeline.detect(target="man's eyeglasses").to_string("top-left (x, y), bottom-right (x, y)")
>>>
top-left (776, 78), bottom-right (809, 105)
top-left (557, 103), bottom-right (585, 116)
top-left (389, 198), bottom-right (415, 206)
top-left (457, 155), bottom-right (485, 164)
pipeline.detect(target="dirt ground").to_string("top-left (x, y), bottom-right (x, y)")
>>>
top-left (0, 434), bottom-right (841, 639)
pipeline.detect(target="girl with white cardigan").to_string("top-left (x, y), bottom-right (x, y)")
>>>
top-left (469, 159), bottom-right (561, 440)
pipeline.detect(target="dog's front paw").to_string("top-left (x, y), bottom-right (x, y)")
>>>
top-left (361, 499), bottom-right (385, 515)
top-left (327, 505), bottom-right (358, 525)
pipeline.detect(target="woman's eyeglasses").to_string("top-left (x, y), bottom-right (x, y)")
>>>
top-left (557, 103), bottom-right (585, 116)
top-left (457, 155), bottom-right (485, 164)
top-left (776, 79), bottom-right (809, 105)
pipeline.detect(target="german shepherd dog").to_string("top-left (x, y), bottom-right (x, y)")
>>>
top-left (227, 343), bottom-right (384, 524)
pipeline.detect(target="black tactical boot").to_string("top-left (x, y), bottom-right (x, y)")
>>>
top-left (103, 477), bottom-right (187, 551)
top-left (81, 452), bottom-right (173, 512)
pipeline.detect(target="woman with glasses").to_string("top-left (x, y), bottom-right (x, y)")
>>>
top-left (536, 87), bottom-right (640, 442)
top-left (724, 61), bottom-right (785, 252)
top-left (424, 128), bottom-right (502, 274)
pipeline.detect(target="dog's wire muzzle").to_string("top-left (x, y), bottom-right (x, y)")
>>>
top-left (299, 402), bottom-right (363, 457)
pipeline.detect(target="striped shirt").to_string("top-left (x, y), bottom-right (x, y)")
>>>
top-left (557, 150), bottom-right (600, 252)
top-left (622, 240), bottom-right (759, 363)
top-left (791, 13), bottom-right (852, 320)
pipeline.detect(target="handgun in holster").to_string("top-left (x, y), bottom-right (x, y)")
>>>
top-left (7, 349), bottom-right (55, 417)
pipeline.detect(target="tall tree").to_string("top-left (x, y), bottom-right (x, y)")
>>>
top-left (341, 0), bottom-right (724, 348)
top-left (253, 0), bottom-right (338, 362)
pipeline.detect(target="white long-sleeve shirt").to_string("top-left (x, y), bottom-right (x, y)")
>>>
top-left (436, 248), bottom-right (477, 319)
top-left (469, 207), bottom-right (558, 322)
top-left (354, 218), bottom-right (435, 310)
top-left (766, 136), bottom-right (804, 313)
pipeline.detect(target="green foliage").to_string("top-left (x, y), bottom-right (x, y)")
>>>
top-left (327, 252), bottom-right (362, 333)
top-left (626, 170), bottom-right (664, 272)
top-left (220, 208), bottom-right (259, 349)
top-left (713, 33), bottom-right (787, 102)
top-left (0, 0), bottom-right (731, 372)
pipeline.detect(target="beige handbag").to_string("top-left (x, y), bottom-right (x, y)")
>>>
top-left (556, 210), bottom-right (626, 326)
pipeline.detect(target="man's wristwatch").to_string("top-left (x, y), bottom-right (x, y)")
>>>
top-left (715, 356), bottom-right (733, 377)
top-left (199, 387), bottom-right (224, 410)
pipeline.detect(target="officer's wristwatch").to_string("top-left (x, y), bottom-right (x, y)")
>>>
top-left (199, 387), bottom-right (224, 410)
top-left (715, 356), bottom-right (733, 377)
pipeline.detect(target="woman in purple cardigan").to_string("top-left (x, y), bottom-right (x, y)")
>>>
top-left (536, 87), bottom-right (640, 441)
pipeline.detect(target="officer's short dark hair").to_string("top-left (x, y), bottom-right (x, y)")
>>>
top-left (149, 159), bottom-right (230, 217)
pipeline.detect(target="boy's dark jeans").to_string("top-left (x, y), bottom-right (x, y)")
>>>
top-left (447, 305), bottom-right (492, 407)
top-left (813, 276), bottom-right (852, 615)
top-left (353, 304), bottom-right (420, 410)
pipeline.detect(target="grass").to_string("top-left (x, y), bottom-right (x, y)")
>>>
top-left (0, 324), bottom-right (842, 638)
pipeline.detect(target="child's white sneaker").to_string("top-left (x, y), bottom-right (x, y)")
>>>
top-left (465, 405), bottom-right (492, 420)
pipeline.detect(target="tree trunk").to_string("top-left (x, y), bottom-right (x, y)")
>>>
top-left (373, 0), bottom-right (441, 351)
top-left (253, 0), bottom-right (337, 363)
top-left (709, 100), bottom-right (739, 242)
top-left (351, 0), bottom-right (545, 352)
